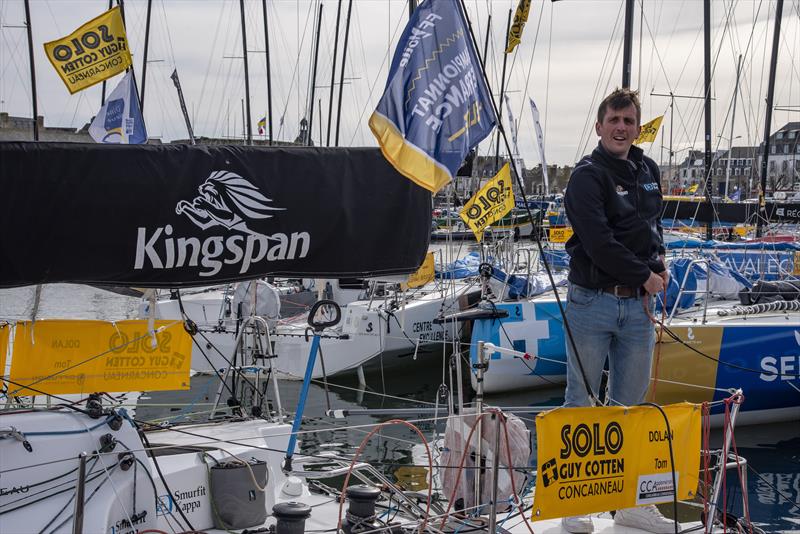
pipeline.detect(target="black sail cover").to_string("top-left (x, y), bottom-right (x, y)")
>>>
top-left (0, 142), bottom-right (432, 288)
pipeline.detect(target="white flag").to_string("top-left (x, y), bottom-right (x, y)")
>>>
top-left (529, 97), bottom-right (549, 195)
top-left (503, 94), bottom-right (525, 178)
top-left (89, 72), bottom-right (147, 144)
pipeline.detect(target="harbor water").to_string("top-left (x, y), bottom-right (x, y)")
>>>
top-left (1, 282), bottom-right (798, 532)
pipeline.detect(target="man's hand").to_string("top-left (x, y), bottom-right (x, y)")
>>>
top-left (643, 271), bottom-right (665, 295)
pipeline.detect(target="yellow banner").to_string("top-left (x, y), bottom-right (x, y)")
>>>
top-left (407, 252), bottom-right (435, 289)
top-left (548, 227), bottom-right (574, 243)
top-left (505, 0), bottom-right (532, 53)
top-left (634, 115), bottom-right (664, 145)
top-left (532, 403), bottom-right (701, 522)
top-left (43, 7), bottom-right (132, 94)
top-left (10, 320), bottom-right (191, 395)
top-left (460, 163), bottom-right (515, 242)
top-left (0, 323), bottom-right (9, 388)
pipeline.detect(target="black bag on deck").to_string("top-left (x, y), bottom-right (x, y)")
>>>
top-left (739, 280), bottom-right (800, 305)
top-left (210, 459), bottom-right (268, 529)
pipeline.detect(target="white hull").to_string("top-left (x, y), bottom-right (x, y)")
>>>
top-left (274, 282), bottom-right (478, 379)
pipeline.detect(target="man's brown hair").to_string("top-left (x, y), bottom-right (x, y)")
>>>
top-left (597, 88), bottom-right (641, 125)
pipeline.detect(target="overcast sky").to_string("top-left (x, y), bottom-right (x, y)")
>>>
top-left (1, 0), bottom-right (798, 166)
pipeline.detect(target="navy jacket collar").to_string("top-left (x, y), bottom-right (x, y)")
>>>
top-left (593, 142), bottom-right (644, 176)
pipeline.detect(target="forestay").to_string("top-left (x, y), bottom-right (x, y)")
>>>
top-left (0, 143), bottom-right (432, 288)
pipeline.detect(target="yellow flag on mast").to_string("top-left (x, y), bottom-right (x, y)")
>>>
top-left (43, 6), bottom-right (133, 94)
top-left (459, 164), bottom-right (515, 242)
top-left (634, 115), bottom-right (664, 145)
top-left (506, 0), bottom-right (533, 53)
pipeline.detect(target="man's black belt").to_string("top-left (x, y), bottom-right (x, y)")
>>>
top-left (602, 285), bottom-right (644, 298)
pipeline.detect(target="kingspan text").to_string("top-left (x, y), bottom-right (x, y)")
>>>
top-left (134, 225), bottom-right (311, 276)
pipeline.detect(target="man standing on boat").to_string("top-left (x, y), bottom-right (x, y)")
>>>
top-left (560, 88), bottom-right (674, 534)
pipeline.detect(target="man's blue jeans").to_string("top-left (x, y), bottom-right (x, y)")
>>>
top-left (563, 283), bottom-right (656, 407)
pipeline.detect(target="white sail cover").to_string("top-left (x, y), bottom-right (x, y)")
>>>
top-left (440, 409), bottom-right (530, 511)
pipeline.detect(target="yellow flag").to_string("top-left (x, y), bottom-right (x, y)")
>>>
top-left (633, 115), bottom-right (664, 145)
top-left (460, 163), bottom-right (515, 242)
top-left (531, 403), bottom-right (701, 522)
top-left (43, 6), bottom-right (133, 94)
top-left (0, 323), bottom-right (9, 389)
top-left (406, 252), bottom-right (436, 288)
top-left (548, 227), bottom-right (574, 243)
top-left (505, 0), bottom-right (532, 53)
top-left (687, 183), bottom-right (699, 194)
top-left (10, 320), bottom-right (191, 395)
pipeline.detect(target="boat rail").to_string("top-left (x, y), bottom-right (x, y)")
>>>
top-left (666, 257), bottom-right (715, 324)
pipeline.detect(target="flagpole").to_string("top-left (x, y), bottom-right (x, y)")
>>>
top-left (307, 3), bottom-right (323, 146)
top-left (493, 8), bottom-right (512, 170)
top-left (334, 0), bottom-right (352, 147)
top-left (325, 0), bottom-right (343, 146)
top-left (240, 0), bottom-right (253, 145)
top-left (756, 0), bottom-right (784, 238)
top-left (481, 15), bottom-right (491, 69)
top-left (261, 0), bottom-right (273, 145)
top-left (23, 0), bottom-right (38, 141)
top-left (622, 0), bottom-right (634, 88)
top-left (101, 0), bottom-right (113, 106)
top-left (140, 0), bottom-right (153, 111)
top-left (117, 0), bottom-right (144, 112)
top-left (170, 69), bottom-right (195, 144)
top-left (456, 0), bottom-right (600, 407)
top-left (703, 0), bottom-right (713, 241)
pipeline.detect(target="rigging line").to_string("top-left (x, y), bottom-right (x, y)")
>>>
top-left (545, 0), bottom-right (553, 136)
top-left (309, 378), bottom-right (438, 406)
top-left (274, 0), bottom-right (315, 141)
top-left (348, 2), bottom-right (371, 145)
top-left (346, 3), bottom-right (406, 146)
top-left (74, 417), bottom-right (135, 533)
top-left (514, 0), bottom-right (546, 138)
top-left (580, 34), bottom-right (625, 160)
top-left (574, 1), bottom-right (625, 163)
top-left (205, 0), bottom-right (235, 136)
top-left (0, 25), bottom-right (31, 110)
top-left (157, 0), bottom-right (177, 68)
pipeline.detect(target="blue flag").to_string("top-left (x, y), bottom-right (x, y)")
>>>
top-left (369, 0), bottom-right (497, 193)
top-left (89, 71), bottom-right (147, 144)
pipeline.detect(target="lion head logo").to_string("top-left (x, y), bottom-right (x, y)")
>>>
top-left (175, 171), bottom-right (284, 235)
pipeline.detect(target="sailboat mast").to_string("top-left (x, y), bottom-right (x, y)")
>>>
top-left (140, 0), bottom-right (153, 111)
top-left (756, 0), bottom-right (784, 238)
top-left (703, 0), bottom-right (713, 241)
top-left (240, 0), bottom-right (253, 145)
top-left (261, 0), bottom-right (273, 145)
top-left (325, 0), bottom-right (343, 146)
top-left (307, 3), bottom-right (323, 146)
top-left (334, 0), bottom-right (352, 146)
top-left (23, 0), bottom-right (38, 141)
top-left (622, 0), bottom-right (634, 88)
